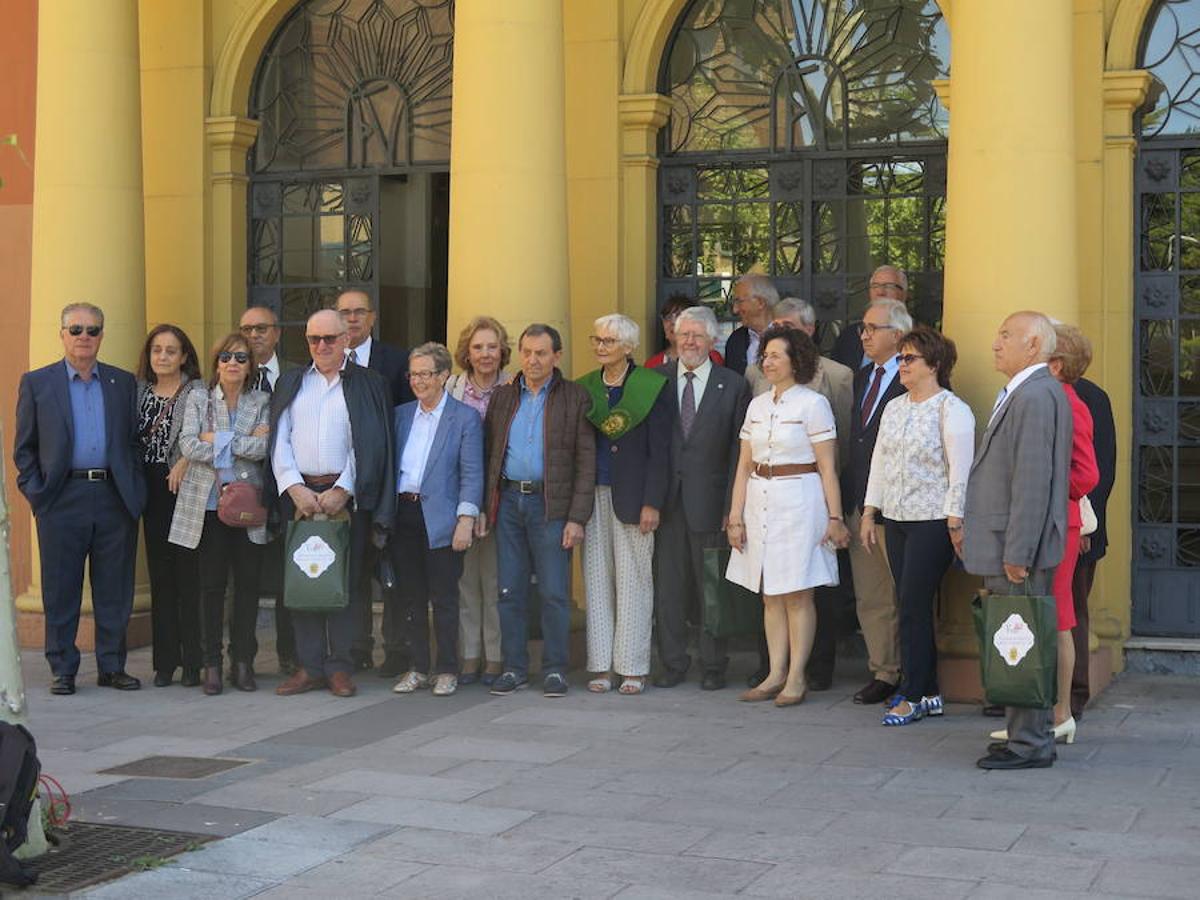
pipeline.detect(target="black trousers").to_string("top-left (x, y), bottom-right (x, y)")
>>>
top-left (197, 511), bottom-right (262, 667)
top-left (1071, 558), bottom-right (1098, 720)
top-left (142, 462), bottom-right (201, 673)
top-left (883, 518), bottom-right (954, 700)
top-left (653, 493), bottom-right (727, 675)
top-left (389, 499), bottom-right (464, 674)
top-left (36, 478), bottom-right (138, 677)
top-left (351, 514), bottom-right (385, 658)
top-left (263, 537), bottom-right (296, 664)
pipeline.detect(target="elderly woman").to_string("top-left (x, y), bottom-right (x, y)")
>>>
top-left (136, 324), bottom-right (205, 688)
top-left (727, 325), bottom-right (850, 706)
top-left (444, 316), bottom-right (512, 685)
top-left (644, 294), bottom-right (725, 369)
top-left (169, 333), bottom-right (270, 695)
top-left (390, 343), bottom-right (484, 697)
top-left (578, 314), bottom-right (671, 695)
top-left (861, 325), bottom-right (976, 725)
top-left (991, 324), bottom-right (1098, 746)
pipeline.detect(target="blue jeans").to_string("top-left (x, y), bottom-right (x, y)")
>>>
top-left (496, 490), bottom-right (572, 679)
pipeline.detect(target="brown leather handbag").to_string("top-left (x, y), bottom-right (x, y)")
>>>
top-left (218, 480), bottom-right (267, 528)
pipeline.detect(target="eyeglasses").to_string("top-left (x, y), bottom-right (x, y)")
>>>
top-left (408, 370), bottom-right (441, 381)
top-left (337, 307), bottom-right (372, 319)
top-left (65, 325), bottom-right (102, 337)
top-left (870, 281), bottom-right (905, 293)
top-left (589, 336), bottom-right (620, 349)
top-left (861, 324), bottom-right (897, 337)
top-left (897, 353), bottom-right (925, 365)
top-left (218, 351), bottom-right (250, 364)
top-left (240, 323), bottom-right (276, 336)
top-left (306, 334), bottom-right (343, 346)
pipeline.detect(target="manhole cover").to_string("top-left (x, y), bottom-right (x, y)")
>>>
top-left (16, 822), bottom-right (214, 894)
top-left (97, 755), bottom-right (251, 779)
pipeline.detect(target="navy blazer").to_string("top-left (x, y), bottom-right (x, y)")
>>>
top-left (724, 325), bottom-right (751, 376)
top-left (843, 360), bottom-right (906, 514)
top-left (366, 340), bottom-right (415, 406)
top-left (1075, 377), bottom-right (1116, 563)
top-left (589, 369), bottom-right (672, 526)
top-left (394, 394), bottom-right (483, 549)
top-left (14, 360), bottom-right (146, 519)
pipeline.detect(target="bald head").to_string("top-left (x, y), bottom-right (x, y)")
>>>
top-left (992, 310), bottom-right (1057, 378)
top-left (306, 309), bottom-right (349, 375)
top-left (868, 265), bottom-right (908, 303)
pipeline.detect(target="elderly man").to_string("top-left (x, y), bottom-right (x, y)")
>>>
top-left (239, 304), bottom-right (298, 674)
top-left (844, 297), bottom-right (911, 705)
top-left (269, 309), bottom-right (395, 698)
top-left (724, 274), bottom-right (778, 376)
top-left (653, 306), bottom-right (751, 690)
top-left (743, 296), bottom-right (854, 690)
top-left (831, 265), bottom-right (909, 371)
top-left (483, 324), bottom-right (594, 697)
top-left (14, 303), bottom-right (146, 694)
top-left (964, 311), bottom-right (1071, 770)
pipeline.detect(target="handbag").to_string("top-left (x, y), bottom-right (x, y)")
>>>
top-left (701, 546), bottom-right (763, 639)
top-left (971, 580), bottom-right (1058, 708)
top-left (283, 513), bottom-right (351, 611)
top-left (217, 479), bottom-right (267, 528)
top-left (1079, 495), bottom-right (1098, 536)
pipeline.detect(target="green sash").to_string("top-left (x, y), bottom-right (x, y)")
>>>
top-left (578, 365), bottom-right (668, 441)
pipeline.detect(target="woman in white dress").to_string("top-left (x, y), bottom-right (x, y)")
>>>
top-left (727, 325), bottom-right (850, 707)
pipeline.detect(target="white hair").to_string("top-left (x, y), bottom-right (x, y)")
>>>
top-left (594, 313), bottom-right (639, 354)
top-left (1022, 312), bottom-right (1058, 360)
top-left (774, 296), bottom-right (816, 327)
top-left (734, 274), bottom-right (780, 310)
top-left (675, 306), bottom-right (719, 342)
top-left (871, 264), bottom-right (909, 292)
top-left (868, 298), bottom-right (913, 333)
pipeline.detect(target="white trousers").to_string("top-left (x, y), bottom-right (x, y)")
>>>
top-left (582, 486), bottom-right (655, 676)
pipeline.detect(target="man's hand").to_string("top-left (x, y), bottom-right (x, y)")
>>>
top-left (1080, 534), bottom-right (1091, 555)
top-left (452, 517), bottom-right (474, 552)
top-left (638, 505), bottom-right (660, 535)
top-left (1003, 562), bottom-right (1029, 584)
top-left (317, 486), bottom-right (351, 516)
top-left (562, 521), bottom-right (584, 550)
top-left (371, 525), bottom-right (389, 550)
top-left (166, 458), bottom-right (189, 494)
top-left (287, 484), bottom-right (322, 518)
top-left (948, 516), bottom-right (964, 559)
top-left (474, 512), bottom-right (489, 539)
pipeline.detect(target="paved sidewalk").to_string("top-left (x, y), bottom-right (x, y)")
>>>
top-left (13, 636), bottom-right (1200, 899)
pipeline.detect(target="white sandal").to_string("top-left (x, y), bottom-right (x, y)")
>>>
top-left (587, 674), bottom-right (613, 693)
top-left (618, 676), bottom-right (646, 695)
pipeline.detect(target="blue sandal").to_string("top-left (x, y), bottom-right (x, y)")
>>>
top-left (882, 697), bottom-right (925, 726)
top-left (919, 695), bottom-right (944, 717)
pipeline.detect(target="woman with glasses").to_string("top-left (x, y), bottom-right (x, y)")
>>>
top-left (578, 314), bottom-right (671, 695)
top-left (860, 325), bottom-right (976, 725)
top-left (645, 294), bottom-right (725, 369)
top-left (169, 333), bottom-right (270, 695)
top-left (136, 325), bottom-right (205, 687)
top-left (445, 316), bottom-right (513, 686)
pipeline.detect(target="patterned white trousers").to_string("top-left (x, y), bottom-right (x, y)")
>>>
top-left (582, 486), bottom-right (655, 676)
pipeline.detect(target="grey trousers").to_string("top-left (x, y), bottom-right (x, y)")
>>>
top-left (983, 569), bottom-right (1056, 761)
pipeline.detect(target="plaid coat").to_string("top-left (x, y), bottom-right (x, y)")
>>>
top-left (168, 384), bottom-right (270, 549)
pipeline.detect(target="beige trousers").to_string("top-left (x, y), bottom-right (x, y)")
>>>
top-left (457, 529), bottom-right (502, 669)
top-left (847, 508), bottom-right (899, 683)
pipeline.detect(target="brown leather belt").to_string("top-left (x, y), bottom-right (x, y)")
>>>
top-left (398, 492), bottom-right (422, 503)
top-left (303, 474), bottom-right (339, 488)
top-left (753, 462), bottom-right (818, 478)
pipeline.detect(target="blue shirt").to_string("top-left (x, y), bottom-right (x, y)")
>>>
top-left (860, 354), bottom-right (901, 424)
top-left (66, 360), bottom-right (107, 470)
top-left (502, 375), bottom-right (549, 481)
top-left (594, 382), bottom-right (623, 487)
top-left (206, 430), bottom-right (236, 510)
top-left (398, 392), bottom-right (448, 494)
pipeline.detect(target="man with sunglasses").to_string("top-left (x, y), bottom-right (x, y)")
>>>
top-left (14, 302), bottom-right (147, 695)
top-left (267, 309), bottom-right (395, 698)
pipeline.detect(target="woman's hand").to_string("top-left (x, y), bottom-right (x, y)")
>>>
top-left (826, 518), bottom-right (851, 550)
top-left (166, 458), bottom-right (189, 494)
top-left (452, 517), bottom-right (474, 552)
top-left (948, 516), bottom-right (964, 559)
top-left (252, 424), bottom-right (269, 437)
top-left (858, 511), bottom-right (877, 552)
top-left (726, 520), bottom-right (746, 552)
top-left (198, 431), bottom-right (215, 444)
top-left (638, 505), bottom-right (660, 535)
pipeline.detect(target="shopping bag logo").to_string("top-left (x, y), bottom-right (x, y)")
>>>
top-left (992, 613), bottom-right (1035, 667)
top-left (292, 536), bottom-right (337, 579)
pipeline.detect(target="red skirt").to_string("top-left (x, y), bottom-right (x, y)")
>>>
top-left (1052, 525), bottom-right (1080, 631)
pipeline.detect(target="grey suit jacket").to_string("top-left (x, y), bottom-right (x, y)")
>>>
top-left (962, 366), bottom-right (1071, 576)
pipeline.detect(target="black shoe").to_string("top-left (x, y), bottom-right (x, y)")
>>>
top-left (853, 678), bottom-right (896, 705)
top-left (653, 668), bottom-right (687, 689)
top-left (982, 704), bottom-right (1005, 718)
top-left (180, 668), bottom-right (201, 687)
top-left (233, 662), bottom-right (257, 692)
top-left (376, 652), bottom-right (408, 679)
top-left (807, 674), bottom-right (833, 692)
top-left (700, 671), bottom-right (726, 691)
top-left (746, 667), bottom-right (769, 689)
top-left (97, 671), bottom-right (141, 691)
top-left (351, 651), bottom-right (373, 672)
top-left (976, 748), bottom-right (1055, 770)
top-left (50, 675), bottom-right (76, 695)
top-left (153, 670), bottom-right (173, 687)
top-left (987, 740), bottom-right (1008, 754)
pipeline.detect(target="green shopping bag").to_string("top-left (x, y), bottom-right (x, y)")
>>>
top-left (283, 514), bottom-right (351, 612)
top-left (971, 581), bottom-right (1058, 708)
top-left (702, 547), bottom-right (763, 639)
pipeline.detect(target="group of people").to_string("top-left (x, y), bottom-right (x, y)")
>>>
top-left (14, 263), bottom-right (1114, 770)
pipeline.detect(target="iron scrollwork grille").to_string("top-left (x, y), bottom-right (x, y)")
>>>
top-left (1133, 0), bottom-right (1200, 635)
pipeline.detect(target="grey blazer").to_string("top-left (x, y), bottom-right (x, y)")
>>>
top-left (136, 377), bottom-right (205, 466)
top-left (962, 366), bottom-right (1072, 576)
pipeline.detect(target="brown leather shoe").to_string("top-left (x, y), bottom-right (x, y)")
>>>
top-left (328, 671), bottom-right (357, 697)
top-left (233, 662), bottom-right (257, 692)
top-left (275, 669), bottom-right (326, 696)
top-left (203, 666), bottom-right (223, 696)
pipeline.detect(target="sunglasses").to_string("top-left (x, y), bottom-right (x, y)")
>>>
top-left (306, 334), bottom-right (343, 346)
top-left (897, 353), bottom-right (925, 365)
top-left (65, 325), bottom-right (102, 337)
top-left (218, 351), bottom-right (250, 364)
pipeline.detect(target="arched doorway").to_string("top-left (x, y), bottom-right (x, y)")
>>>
top-left (247, 0), bottom-right (453, 362)
top-left (656, 0), bottom-right (950, 348)
top-left (1133, 0), bottom-right (1200, 636)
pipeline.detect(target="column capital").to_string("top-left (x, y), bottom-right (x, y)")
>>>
top-left (1102, 69), bottom-right (1153, 112)
top-left (619, 93), bottom-right (671, 158)
top-left (206, 116), bottom-right (259, 178)
top-left (932, 78), bottom-right (950, 111)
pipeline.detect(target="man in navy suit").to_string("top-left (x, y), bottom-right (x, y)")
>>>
top-left (723, 274), bottom-right (777, 376)
top-left (14, 302), bottom-right (146, 694)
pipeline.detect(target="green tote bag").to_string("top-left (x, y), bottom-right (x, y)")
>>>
top-left (701, 546), bottom-right (763, 639)
top-left (971, 581), bottom-right (1059, 708)
top-left (283, 515), bottom-right (351, 612)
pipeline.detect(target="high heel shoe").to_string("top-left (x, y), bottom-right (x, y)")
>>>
top-left (989, 717), bottom-right (1076, 744)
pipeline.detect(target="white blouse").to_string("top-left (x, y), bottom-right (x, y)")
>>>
top-left (863, 390), bottom-right (975, 521)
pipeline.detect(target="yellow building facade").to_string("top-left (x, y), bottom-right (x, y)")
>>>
top-left (13, 0), bottom-right (1196, 691)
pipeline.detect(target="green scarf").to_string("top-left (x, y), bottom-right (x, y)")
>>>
top-left (578, 364), bottom-right (668, 441)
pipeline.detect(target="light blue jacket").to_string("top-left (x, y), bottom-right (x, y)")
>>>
top-left (394, 393), bottom-right (484, 549)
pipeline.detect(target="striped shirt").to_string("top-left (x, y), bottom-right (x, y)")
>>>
top-left (272, 364), bottom-right (356, 496)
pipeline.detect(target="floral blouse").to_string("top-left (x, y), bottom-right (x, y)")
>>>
top-left (137, 390), bottom-right (177, 464)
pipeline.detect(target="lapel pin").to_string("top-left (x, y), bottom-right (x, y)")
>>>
top-left (717, 383), bottom-right (725, 390)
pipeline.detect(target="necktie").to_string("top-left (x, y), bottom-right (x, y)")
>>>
top-left (256, 368), bottom-right (272, 394)
top-left (681, 371), bottom-right (697, 438)
top-left (860, 365), bottom-right (885, 427)
top-left (348, 348), bottom-right (359, 366)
